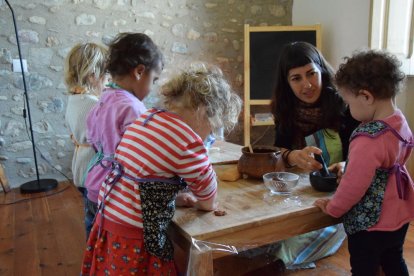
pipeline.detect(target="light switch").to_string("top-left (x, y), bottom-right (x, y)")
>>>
top-left (12, 59), bottom-right (28, 72)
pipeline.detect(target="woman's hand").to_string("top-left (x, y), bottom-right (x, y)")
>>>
top-left (288, 146), bottom-right (323, 171)
top-left (314, 198), bottom-right (330, 214)
top-left (328, 161), bottom-right (346, 183)
top-left (176, 192), bottom-right (197, 207)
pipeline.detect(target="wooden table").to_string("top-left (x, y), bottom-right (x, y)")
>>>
top-left (207, 140), bottom-right (243, 165)
top-left (170, 142), bottom-right (340, 275)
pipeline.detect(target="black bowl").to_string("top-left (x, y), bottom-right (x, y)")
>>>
top-left (309, 171), bottom-right (338, 192)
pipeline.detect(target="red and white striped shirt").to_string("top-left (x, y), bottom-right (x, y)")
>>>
top-left (97, 108), bottom-right (217, 228)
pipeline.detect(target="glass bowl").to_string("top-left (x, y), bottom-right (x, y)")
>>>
top-left (262, 172), bottom-right (300, 195)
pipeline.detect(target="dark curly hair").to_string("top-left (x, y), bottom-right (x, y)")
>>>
top-left (107, 33), bottom-right (164, 77)
top-left (335, 49), bottom-right (405, 99)
top-left (271, 41), bottom-right (346, 136)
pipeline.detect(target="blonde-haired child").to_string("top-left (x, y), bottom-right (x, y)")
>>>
top-left (64, 42), bottom-right (108, 237)
top-left (315, 50), bottom-right (414, 275)
top-left (64, 43), bottom-right (108, 95)
top-left (81, 64), bottom-right (242, 275)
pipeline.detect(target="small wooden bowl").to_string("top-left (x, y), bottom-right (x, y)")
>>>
top-left (237, 146), bottom-right (282, 179)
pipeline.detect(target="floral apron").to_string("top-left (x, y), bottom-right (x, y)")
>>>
top-left (342, 120), bottom-right (414, 235)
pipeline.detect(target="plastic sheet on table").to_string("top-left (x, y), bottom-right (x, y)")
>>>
top-left (185, 223), bottom-right (346, 276)
top-left (186, 238), bottom-right (283, 276)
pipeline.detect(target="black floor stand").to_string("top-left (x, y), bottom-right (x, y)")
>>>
top-left (6, 0), bottom-right (59, 194)
top-left (20, 179), bottom-right (58, 194)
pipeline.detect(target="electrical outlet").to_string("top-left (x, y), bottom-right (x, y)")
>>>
top-left (12, 59), bottom-right (28, 72)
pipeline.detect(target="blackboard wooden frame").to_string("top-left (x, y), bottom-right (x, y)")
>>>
top-left (243, 24), bottom-right (322, 145)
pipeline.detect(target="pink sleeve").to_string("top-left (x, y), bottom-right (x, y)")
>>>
top-left (326, 135), bottom-right (385, 218)
top-left (118, 102), bottom-right (147, 135)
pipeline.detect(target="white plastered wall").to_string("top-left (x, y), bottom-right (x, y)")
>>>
top-left (293, 0), bottom-right (410, 116)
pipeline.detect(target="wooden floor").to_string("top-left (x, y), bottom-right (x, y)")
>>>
top-left (0, 182), bottom-right (413, 276)
top-left (0, 182), bottom-right (86, 276)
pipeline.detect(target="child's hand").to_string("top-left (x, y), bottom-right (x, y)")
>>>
top-left (176, 192), bottom-right (197, 207)
top-left (328, 161), bottom-right (346, 183)
top-left (314, 198), bottom-right (330, 214)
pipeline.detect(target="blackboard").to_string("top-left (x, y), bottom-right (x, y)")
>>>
top-left (250, 30), bottom-right (318, 100)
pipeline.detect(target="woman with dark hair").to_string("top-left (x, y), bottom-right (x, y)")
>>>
top-left (265, 42), bottom-right (359, 270)
top-left (271, 41), bottom-right (358, 171)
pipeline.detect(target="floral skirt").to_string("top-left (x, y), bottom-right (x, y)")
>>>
top-left (81, 215), bottom-right (177, 276)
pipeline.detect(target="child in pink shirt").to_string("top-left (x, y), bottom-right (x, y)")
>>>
top-left (83, 33), bottom-right (163, 238)
top-left (315, 50), bottom-right (414, 275)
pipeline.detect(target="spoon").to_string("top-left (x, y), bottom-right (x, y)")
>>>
top-left (314, 154), bottom-right (330, 177)
top-left (248, 144), bottom-right (254, 153)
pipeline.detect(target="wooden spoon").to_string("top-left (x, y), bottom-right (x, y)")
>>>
top-left (248, 144), bottom-right (254, 153)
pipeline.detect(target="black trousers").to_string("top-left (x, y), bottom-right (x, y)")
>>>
top-left (347, 223), bottom-right (409, 276)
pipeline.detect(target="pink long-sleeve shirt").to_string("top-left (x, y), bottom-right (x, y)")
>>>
top-left (327, 109), bottom-right (414, 232)
top-left (84, 88), bottom-right (147, 203)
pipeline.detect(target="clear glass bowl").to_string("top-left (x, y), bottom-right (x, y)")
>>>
top-left (262, 172), bottom-right (300, 195)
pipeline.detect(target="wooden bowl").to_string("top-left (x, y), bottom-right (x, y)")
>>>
top-left (237, 146), bottom-right (282, 179)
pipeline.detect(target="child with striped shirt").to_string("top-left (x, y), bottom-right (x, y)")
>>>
top-left (81, 64), bottom-right (242, 275)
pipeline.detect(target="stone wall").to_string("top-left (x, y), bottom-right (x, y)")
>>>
top-left (0, 0), bottom-right (292, 188)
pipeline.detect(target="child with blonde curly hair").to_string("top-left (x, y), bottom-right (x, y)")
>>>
top-left (64, 42), bottom-right (108, 236)
top-left (81, 64), bottom-right (242, 275)
top-left (315, 50), bottom-right (414, 275)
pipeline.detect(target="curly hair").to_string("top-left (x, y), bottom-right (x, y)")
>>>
top-left (64, 42), bottom-right (108, 94)
top-left (160, 63), bottom-right (242, 135)
top-left (107, 33), bottom-right (164, 77)
top-left (270, 41), bottom-right (346, 136)
top-left (335, 49), bottom-right (405, 99)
